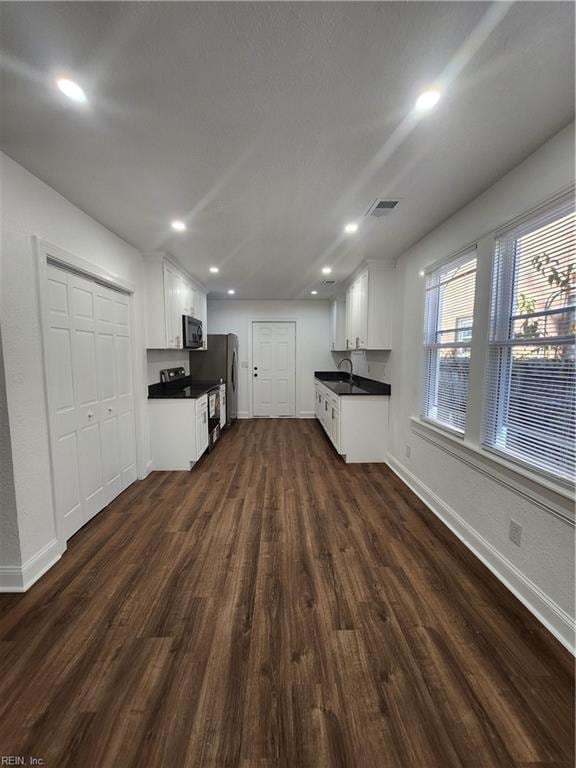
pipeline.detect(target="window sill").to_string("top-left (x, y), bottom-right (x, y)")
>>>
top-left (410, 416), bottom-right (575, 524)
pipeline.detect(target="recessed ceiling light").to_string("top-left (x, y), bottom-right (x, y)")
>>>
top-left (171, 220), bottom-right (187, 232)
top-left (419, 270), bottom-right (426, 277)
top-left (311, 290), bottom-right (318, 295)
top-left (228, 289), bottom-right (235, 295)
top-left (209, 266), bottom-right (219, 273)
top-left (414, 89), bottom-right (441, 112)
top-left (322, 267), bottom-right (332, 274)
top-left (344, 222), bottom-right (358, 234)
top-left (56, 78), bottom-right (87, 104)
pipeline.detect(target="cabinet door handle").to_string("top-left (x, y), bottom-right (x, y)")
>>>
top-left (356, 336), bottom-right (359, 349)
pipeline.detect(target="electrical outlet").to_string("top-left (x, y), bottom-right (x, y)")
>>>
top-left (509, 520), bottom-right (522, 547)
top-left (405, 445), bottom-right (411, 459)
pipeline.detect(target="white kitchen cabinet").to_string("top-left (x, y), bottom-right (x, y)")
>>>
top-left (149, 394), bottom-right (209, 470)
top-left (144, 253), bottom-right (208, 350)
top-left (315, 379), bottom-right (389, 462)
top-left (330, 297), bottom-right (347, 351)
top-left (344, 263), bottom-right (394, 350)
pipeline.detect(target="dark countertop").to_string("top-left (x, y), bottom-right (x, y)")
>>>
top-left (148, 376), bottom-right (221, 400)
top-left (315, 371), bottom-right (391, 396)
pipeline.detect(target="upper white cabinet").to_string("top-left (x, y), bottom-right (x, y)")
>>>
top-left (344, 263), bottom-right (394, 350)
top-left (144, 254), bottom-right (208, 350)
top-left (330, 296), bottom-right (347, 351)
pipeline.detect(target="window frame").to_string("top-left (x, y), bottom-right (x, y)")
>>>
top-left (421, 246), bottom-right (478, 435)
top-left (481, 193), bottom-right (575, 484)
top-left (417, 187), bottom-right (575, 496)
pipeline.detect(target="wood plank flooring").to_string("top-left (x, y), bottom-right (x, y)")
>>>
top-left (0, 419), bottom-right (573, 768)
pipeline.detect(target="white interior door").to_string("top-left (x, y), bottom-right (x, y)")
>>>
top-left (252, 322), bottom-right (296, 417)
top-left (45, 264), bottom-right (137, 541)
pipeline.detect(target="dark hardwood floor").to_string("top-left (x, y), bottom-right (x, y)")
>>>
top-left (0, 419), bottom-right (573, 767)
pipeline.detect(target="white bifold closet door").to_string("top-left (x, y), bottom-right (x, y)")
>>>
top-left (45, 264), bottom-right (137, 541)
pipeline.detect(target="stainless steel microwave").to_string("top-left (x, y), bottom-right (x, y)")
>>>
top-left (182, 315), bottom-right (203, 349)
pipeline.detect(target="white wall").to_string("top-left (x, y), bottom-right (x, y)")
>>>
top-left (331, 349), bottom-right (391, 382)
top-left (0, 326), bottom-right (21, 568)
top-left (0, 153), bottom-right (151, 572)
top-left (146, 350), bottom-right (190, 386)
top-left (388, 122), bottom-right (575, 650)
top-left (207, 300), bottom-right (335, 417)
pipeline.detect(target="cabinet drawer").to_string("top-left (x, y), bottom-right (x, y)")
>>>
top-left (327, 391), bottom-right (340, 410)
top-left (196, 394), bottom-right (208, 411)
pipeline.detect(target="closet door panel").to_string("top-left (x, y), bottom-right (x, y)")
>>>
top-left (118, 410), bottom-right (137, 486)
top-left (78, 420), bottom-right (104, 521)
top-left (69, 274), bottom-right (106, 519)
top-left (45, 265), bottom-right (83, 538)
top-left (53, 431), bottom-right (82, 540)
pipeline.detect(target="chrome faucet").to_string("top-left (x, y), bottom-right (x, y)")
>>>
top-left (337, 357), bottom-right (353, 383)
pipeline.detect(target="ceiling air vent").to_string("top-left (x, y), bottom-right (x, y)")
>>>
top-left (365, 199), bottom-right (400, 218)
top-left (321, 279), bottom-right (336, 286)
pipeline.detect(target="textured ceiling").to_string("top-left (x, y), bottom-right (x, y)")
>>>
top-left (1, 2), bottom-right (574, 299)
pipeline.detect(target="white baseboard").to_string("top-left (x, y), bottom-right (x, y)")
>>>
top-left (387, 455), bottom-right (575, 655)
top-left (0, 538), bottom-right (62, 592)
top-left (237, 412), bottom-right (315, 419)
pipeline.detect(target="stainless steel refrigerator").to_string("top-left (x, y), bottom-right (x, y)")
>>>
top-left (189, 334), bottom-right (238, 426)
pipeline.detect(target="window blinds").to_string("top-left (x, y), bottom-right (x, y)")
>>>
top-left (482, 193), bottom-right (575, 482)
top-left (422, 248), bottom-right (477, 432)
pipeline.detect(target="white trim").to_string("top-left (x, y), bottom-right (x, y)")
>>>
top-left (0, 538), bottom-right (62, 592)
top-left (299, 410), bottom-right (315, 419)
top-left (143, 250), bottom-right (207, 295)
top-left (39, 239), bottom-right (136, 294)
top-left (423, 242), bottom-right (478, 278)
top-left (411, 416), bottom-right (575, 522)
top-left (493, 186), bottom-right (575, 239)
top-left (387, 455), bottom-right (575, 654)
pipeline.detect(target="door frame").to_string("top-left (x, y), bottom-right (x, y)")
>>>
top-left (250, 320), bottom-right (297, 418)
top-left (35, 238), bottom-right (142, 552)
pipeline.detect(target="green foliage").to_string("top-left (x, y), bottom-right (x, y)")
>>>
top-left (531, 252), bottom-right (575, 310)
top-left (517, 293), bottom-right (540, 338)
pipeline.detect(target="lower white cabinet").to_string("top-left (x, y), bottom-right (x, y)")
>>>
top-left (149, 395), bottom-right (209, 470)
top-left (315, 379), bottom-right (389, 463)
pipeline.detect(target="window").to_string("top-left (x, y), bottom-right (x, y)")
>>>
top-left (422, 248), bottom-right (477, 432)
top-left (482, 194), bottom-right (575, 482)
